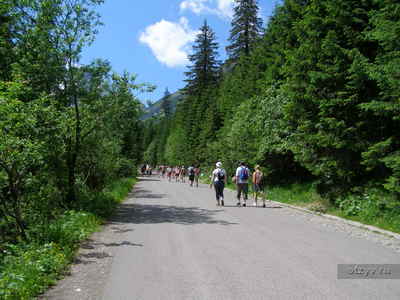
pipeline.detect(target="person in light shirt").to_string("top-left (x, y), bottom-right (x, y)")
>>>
top-left (210, 162), bottom-right (227, 206)
top-left (235, 161), bottom-right (250, 207)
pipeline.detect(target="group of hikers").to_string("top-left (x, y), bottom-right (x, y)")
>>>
top-left (140, 164), bottom-right (153, 176)
top-left (210, 161), bottom-right (266, 208)
top-left (157, 165), bottom-right (201, 187)
top-left (144, 161), bottom-right (266, 208)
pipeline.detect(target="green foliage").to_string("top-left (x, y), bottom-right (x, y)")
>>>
top-left (0, 1), bottom-right (145, 297)
top-left (0, 211), bottom-right (99, 300)
top-left (0, 177), bottom-right (135, 300)
top-left (31, 211), bottom-right (99, 255)
top-left (0, 243), bottom-right (69, 300)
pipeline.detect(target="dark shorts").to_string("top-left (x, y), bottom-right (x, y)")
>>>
top-left (253, 184), bottom-right (262, 192)
top-left (189, 175), bottom-right (195, 181)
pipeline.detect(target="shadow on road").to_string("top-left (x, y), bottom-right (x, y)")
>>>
top-left (133, 188), bottom-right (166, 199)
top-left (138, 177), bottom-right (161, 182)
top-left (222, 205), bottom-right (283, 208)
top-left (73, 251), bottom-right (112, 265)
top-left (109, 203), bottom-right (237, 226)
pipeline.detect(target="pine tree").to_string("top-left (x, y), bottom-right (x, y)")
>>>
top-left (283, 0), bottom-right (381, 197)
top-left (184, 20), bottom-right (221, 96)
top-left (226, 0), bottom-right (263, 61)
top-left (179, 20), bottom-right (221, 161)
top-left (161, 87), bottom-right (172, 117)
top-left (361, 0), bottom-right (400, 195)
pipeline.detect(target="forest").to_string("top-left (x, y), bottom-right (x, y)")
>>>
top-left (143, 0), bottom-right (399, 226)
top-left (0, 0), bottom-right (149, 297)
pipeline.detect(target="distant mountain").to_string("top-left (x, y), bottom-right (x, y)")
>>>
top-left (141, 90), bottom-right (185, 120)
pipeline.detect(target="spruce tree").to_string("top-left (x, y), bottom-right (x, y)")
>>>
top-left (283, 0), bottom-right (381, 197)
top-left (161, 87), bottom-right (172, 117)
top-left (226, 0), bottom-right (263, 60)
top-left (184, 20), bottom-right (220, 96)
top-left (181, 20), bottom-right (221, 161)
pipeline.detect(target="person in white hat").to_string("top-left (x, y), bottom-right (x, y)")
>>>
top-left (210, 161), bottom-right (227, 206)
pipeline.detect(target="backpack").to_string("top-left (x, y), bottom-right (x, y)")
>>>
top-left (217, 169), bottom-right (225, 181)
top-left (189, 167), bottom-right (195, 176)
top-left (239, 167), bottom-right (249, 180)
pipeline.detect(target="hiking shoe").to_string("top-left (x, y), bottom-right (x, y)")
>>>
top-left (263, 203), bottom-right (266, 208)
top-left (243, 203), bottom-right (246, 207)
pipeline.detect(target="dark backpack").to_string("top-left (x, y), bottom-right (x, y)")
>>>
top-left (239, 167), bottom-right (249, 180)
top-left (189, 168), bottom-right (195, 176)
top-left (217, 169), bottom-right (225, 181)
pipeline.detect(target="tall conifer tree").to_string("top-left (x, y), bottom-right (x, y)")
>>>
top-left (184, 20), bottom-right (220, 96)
top-left (226, 0), bottom-right (263, 60)
top-left (183, 20), bottom-right (221, 161)
top-left (161, 87), bottom-right (172, 117)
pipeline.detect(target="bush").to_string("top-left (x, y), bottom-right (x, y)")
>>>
top-left (0, 243), bottom-right (68, 300)
top-left (32, 211), bottom-right (99, 251)
top-left (335, 187), bottom-right (400, 232)
top-left (0, 211), bottom-right (100, 300)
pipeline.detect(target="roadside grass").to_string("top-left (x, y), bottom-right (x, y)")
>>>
top-left (104, 178), bottom-right (136, 205)
top-left (265, 183), bottom-right (400, 235)
top-left (202, 174), bottom-right (400, 235)
top-left (0, 177), bottom-right (136, 300)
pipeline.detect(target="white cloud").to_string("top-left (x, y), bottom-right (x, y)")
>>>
top-left (180, 0), bottom-right (210, 15)
top-left (216, 0), bottom-right (234, 18)
top-left (139, 17), bottom-right (198, 68)
top-left (180, 0), bottom-right (234, 19)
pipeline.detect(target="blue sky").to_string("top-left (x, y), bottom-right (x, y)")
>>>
top-left (81, 0), bottom-right (281, 104)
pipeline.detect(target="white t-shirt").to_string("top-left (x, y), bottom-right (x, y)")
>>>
top-left (212, 168), bottom-right (226, 183)
top-left (236, 166), bottom-right (250, 184)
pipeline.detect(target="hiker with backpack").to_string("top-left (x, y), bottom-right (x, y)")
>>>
top-left (210, 162), bottom-right (227, 206)
top-left (252, 165), bottom-right (264, 207)
top-left (235, 162), bottom-right (250, 207)
top-left (188, 165), bottom-right (195, 187)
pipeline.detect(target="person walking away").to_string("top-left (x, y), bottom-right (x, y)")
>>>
top-left (194, 165), bottom-right (201, 187)
top-left (252, 165), bottom-right (264, 207)
top-left (175, 166), bottom-right (180, 182)
top-left (188, 165), bottom-right (195, 187)
top-left (210, 162), bottom-right (227, 206)
top-left (180, 166), bottom-right (186, 183)
top-left (235, 162), bottom-right (250, 207)
top-left (161, 165), bottom-right (166, 178)
top-left (141, 164), bottom-right (146, 176)
top-left (166, 166), bottom-right (172, 182)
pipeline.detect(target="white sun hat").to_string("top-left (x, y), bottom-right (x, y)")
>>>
top-left (216, 162), bottom-right (222, 167)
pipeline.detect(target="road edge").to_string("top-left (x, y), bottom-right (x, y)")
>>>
top-left (268, 199), bottom-right (400, 241)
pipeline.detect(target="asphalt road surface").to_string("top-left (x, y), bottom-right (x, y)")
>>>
top-left (44, 176), bottom-right (400, 300)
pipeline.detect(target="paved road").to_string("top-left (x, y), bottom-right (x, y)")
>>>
top-left (45, 176), bottom-right (400, 300)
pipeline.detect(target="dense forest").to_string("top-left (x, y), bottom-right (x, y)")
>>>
top-left (143, 0), bottom-right (399, 206)
top-left (0, 1), bottom-right (150, 297)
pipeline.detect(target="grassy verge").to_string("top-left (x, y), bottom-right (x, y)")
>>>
top-left (202, 174), bottom-right (400, 235)
top-left (266, 183), bottom-right (400, 235)
top-left (0, 177), bottom-right (136, 300)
